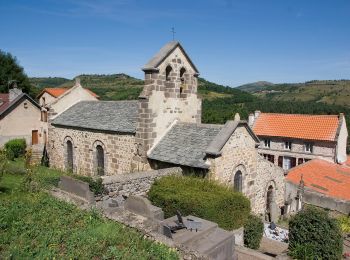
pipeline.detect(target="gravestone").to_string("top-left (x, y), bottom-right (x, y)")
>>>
top-left (58, 176), bottom-right (95, 205)
top-left (124, 195), bottom-right (164, 220)
top-left (269, 201), bottom-right (279, 223)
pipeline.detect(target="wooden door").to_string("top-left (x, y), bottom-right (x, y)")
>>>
top-left (32, 130), bottom-right (38, 145)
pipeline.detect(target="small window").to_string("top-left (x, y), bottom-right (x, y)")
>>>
top-left (264, 139), bottom-right (271, 148)
top-left (284, 141), bottom-right (292, 150)
top-left (305, 143), bottom-right (313, 153)
top-left (41, 111), bottom-right (48, 122)
top-left (165, 65), bottom-right (172, 81)
top-left (233, 170), bottom-right (243, 192)
top-left (24, 102), bottom-right (28, 109)
top-left (180, 67), bottom-right (186, 83)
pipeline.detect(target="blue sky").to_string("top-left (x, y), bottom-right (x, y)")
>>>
top-left (1, 0), bottom-right (349, 86)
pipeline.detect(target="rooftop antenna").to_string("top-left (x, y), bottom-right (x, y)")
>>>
top-left (171, 27), bottom-right (176, 41)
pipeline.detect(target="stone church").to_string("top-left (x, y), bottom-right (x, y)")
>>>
top-left (48, 41), bottom-right (284, 215)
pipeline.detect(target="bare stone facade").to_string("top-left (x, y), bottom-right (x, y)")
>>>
top-left (134, 45), bottom-right (201, 168)
top-left (209, 126), bottom-right (285, 215)
top-left (49, 125), bottom-right (135, 176)
top-left (47, 41), bottom-right (286, 218)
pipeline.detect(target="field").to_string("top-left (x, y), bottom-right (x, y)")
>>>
top-left (0, 160), bottom-right (178, 259)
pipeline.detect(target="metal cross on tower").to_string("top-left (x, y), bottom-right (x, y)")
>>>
top-left (171, 27), bottom-right (176, 41)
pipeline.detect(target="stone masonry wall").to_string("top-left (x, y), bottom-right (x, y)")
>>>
top-left (209, 126), bottom-right (258, 209)
top-left (102, 167), bottom-right (182, 202)
top-left (255, 156), bottom-right (285, 214)
top-left (209, 126), bottom-right (285, 215)
top-left (258, 137), bottom-right (336, 164)
top-left (48, 125), bottom-right (135, 176)
top-left (134, 46), bottom-right (201, 168)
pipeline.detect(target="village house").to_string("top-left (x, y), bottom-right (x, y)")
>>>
top-left (285, 156), bottom-right (350, 215)
top-left (249, 111), bottom-right (348, 170)
top-left (48, 41), bottom-right (285, 216)
top-left (0, 85), bottom-right (43, 147)
top-left (37, 81), bottom-right (98, 145)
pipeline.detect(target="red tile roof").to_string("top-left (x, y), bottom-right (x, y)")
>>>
top-left (41, 88), bottom-right (68, 98)
top-left (253, 113), bottom-right (341, 141)
top-left (38, 87), bottom-right (99, 99)
top-left (286, 158), bottom-right (350, 201)
top-left (0, 93), bottom-right (9, 113)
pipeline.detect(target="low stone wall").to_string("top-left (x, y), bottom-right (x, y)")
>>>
top-left (285, 181), bottom-right (350, 215)
top-left (102, 167), bottom-right (182, 202)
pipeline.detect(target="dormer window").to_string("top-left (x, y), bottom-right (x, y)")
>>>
top-left (284, 141), bottom-right (292, 150)
top-left (165, 65), bottom-right (172, 81)
top-left (264, 139), bottom-right (271, 148)
top-left (305, 142), bottom-right (313, 153)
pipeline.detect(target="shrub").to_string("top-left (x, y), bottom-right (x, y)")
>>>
top-left (5, 139), bottom-right (26, 160)
top-left (338, 215), bottom-right (350, 234)
top-left (288, 207), bottom-right (343, 260)
top-left (244, 214), bottom-right (264, 249)
top-left (72, 175), bottom-right (104, 195)
top-left (148, 175), bottom-right (251, 230)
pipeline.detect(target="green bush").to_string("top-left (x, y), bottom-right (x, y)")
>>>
top-left (148, 175), bottom-right (251, 230)
top-left (72, 175), bottom-right (104, 195)
top-left (244, 214), bottom-right (264, 249)
top-left (288, 207), bottom-right (343, 260)
top-left (5, 139), bottom-right (26, 160)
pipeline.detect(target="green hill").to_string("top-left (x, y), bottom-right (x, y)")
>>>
top-left (237, 81), bottom-right (274, 92)
top-left (29, 77), bottom-right (71, 88)
top-left (238, 80), bottom-right (350, 108)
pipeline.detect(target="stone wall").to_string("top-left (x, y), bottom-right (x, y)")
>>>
top-left (285, 181), bottom-right (350, 215)
top-left (258, 137), bottom-right (336, 164)
top-left (134, 46), bottom-right (201, 167)
top-left (209, 126), bottom-right (285, 215)
top-left (102, 167), bottom-right (182, 201)
top-left (210, 126), bottom-right (258, 200)
top-left (255, 156), bottom-right (285, 214)
top-left (48, 125), bottom-right (135, 176)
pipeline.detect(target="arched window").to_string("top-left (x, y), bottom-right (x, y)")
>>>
top-left (180, 67), bottom-right (186, 83)
top-left (233, 170), bottom-right (243, 192)
top-left (96, 145), bottom-right (104, 176)
top-left (66, 140), bottom-right (73, 171)
top-left (266, 185), bottom-right (274, 208)
top-left (165, 65), bottom-right (172, 81)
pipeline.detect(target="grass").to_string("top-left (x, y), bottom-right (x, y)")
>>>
top-left (0, 159), bottom-right (179, 259)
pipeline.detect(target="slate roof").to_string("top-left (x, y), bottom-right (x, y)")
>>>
top-left (148, 122), bottom-right (223, 168)
top-left (52, 100), bottom-right (138, 133)
top-left (206, 120), bottom-right (260, 156)
top-left (253, 113), bottom-right (342, 142)
top-left (286, 157), bottom-right (350, 201)
top-left (142, 41), bottom-right (199, 73)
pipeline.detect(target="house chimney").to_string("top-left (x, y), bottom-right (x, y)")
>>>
top-left (248, 113), bottom-right (255, 127)
top-left (9, 82), bottom-right (22, 102)
top-left (234, 113), bottom-right (240, 121)
top-left (254, 110), bottom-right (261, 119)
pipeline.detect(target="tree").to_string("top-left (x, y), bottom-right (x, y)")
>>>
top-left (0, 50), bottom-right (32, 94)
top-left (288, 206), bottom-right (343, 260)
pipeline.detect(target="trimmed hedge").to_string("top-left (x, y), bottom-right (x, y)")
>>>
top-left (244, 214), bottom-right (264, 249)
top-left (5, 139), bottom-right (26, 160)
top-left (289, 207), bottom-right (343, 260)
top-left (148, 175), bottom-right (251, 230)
